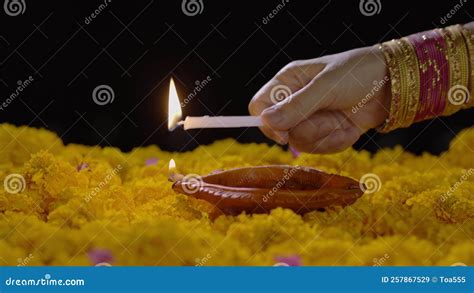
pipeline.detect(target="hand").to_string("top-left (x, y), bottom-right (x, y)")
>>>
top-left (248, 46), bottom-right (391, 153)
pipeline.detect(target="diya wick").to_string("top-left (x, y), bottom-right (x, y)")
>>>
top-left (167, 78), bottom-right (264, 131)
top-left (168, 159), bottom-right (184, 182)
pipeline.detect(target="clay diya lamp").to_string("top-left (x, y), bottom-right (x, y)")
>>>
top-left (169, 165), bottom-right (364, 215)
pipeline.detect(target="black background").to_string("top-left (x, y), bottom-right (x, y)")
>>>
top-left (0, 0), bottom-right (473, 154)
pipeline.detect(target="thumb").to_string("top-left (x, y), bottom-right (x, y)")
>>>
top-left (260, 75), bottom-right (330, 131)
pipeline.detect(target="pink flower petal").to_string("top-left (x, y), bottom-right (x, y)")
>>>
top-left (88, 248), bottom-right (114, 265)
top-left (274, 255), bottom-right (301, 266)
top-left (289, 147), bottom-right (300, 158)
top-left (145, 157), bottom-right (158, 166)
top-left (77, 163), bottom-right (89, 171)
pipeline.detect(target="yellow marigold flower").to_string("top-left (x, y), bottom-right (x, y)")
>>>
top-left (0, 124), bottom-right (63, 166)
top-left (0, 124), bottom-right (473, 266)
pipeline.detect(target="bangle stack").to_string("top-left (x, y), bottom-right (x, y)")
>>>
top-left (378, 24), bottom-right (473, 133)
top-left (461, 26), bottom-right (474, 108)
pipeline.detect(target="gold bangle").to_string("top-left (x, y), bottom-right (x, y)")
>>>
top-left (380, 38), bottom-right (420, 130)
top-left (390, 40), bottom-right (407, 130)
top-left (399, 37), bottom-right (420, 127)
top-left (460, 25), bottom-right (474, 108)
top-left (440, 25), bottom-right (470, 115)
top-left (378, 41), bottom-right (402, 132)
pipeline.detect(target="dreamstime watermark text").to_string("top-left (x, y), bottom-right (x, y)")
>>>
top-left (439, 0), bottom-right (468, 25)
top-left (17, 253), bottom-right (34, 266)
top-left (261, 0), bottom-right (290, 25)
top-left (352, 76), bottom-right (389, 114)
top-left (0, 76), bottom-right (34, 111)
top-left (373, 253), bottom-right (390, 266)
top-left (84, 0), bottom-right (112, 25)
top-left (181, 76), bottom-right (212, 108)
top-left (5, 274), bottom-right (85, 287)
top-left (439, 168), bottom-right (474, 202)
top-left (84, 164), bottom-right (123, 202)
top-left (195, 253), bottom-right (212, 266)
top-left (262, 166), bottom-right (300, 203)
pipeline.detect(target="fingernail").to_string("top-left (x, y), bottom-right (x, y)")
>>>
top-left (262, 107), bottom-right (284, 126)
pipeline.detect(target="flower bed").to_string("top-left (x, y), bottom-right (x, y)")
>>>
top-left (0, 124), bottom-right (473, 266)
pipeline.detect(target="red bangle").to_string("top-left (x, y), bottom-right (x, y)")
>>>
top-left (408, 30), bottom-right (448, 121)
top-left (430, 30), bottom-right (449, 116)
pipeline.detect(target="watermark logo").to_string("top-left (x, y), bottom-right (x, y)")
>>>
top-left (262, 166), bottom-right (300, 202)
top-left (352, 76), bottom-right (389, 114)
top-left (447, 85), bottom-right (470, 106)
top-left (4, 0), bottom-right (26, 16)
top-left (5, 274), bottom-right (85, 286)
top-left (84, 0), bottom-right (112, 25)
top-left (181, 174), bottom-right (204, 194)
top-left (4, 173), bottom-right (26, 194)
top-left (84, 164), bottom-right (122, 202)
top-left (92, 84), bottom-right (115, 106)
top-left (439, 168), bottom-right (473, 202)
top-left (0, 75), bottom-right (34, 112)
top-left (262, 0), bottom-right (290, 25)
top-left (373, 253), bottom-right (390, 266)
top-left (17, 253), bottom-right (33, 266)
top-left (359, 0), bottom-right (381, 16)
top-left (195, 253), bottom-right (212, 266)
top-left (270, 85), bottom-right (292, 105)
top-left (439, 0), bottom-right (467, 25)
top-left (359, 173), bottom-right (381, 194)
top-left (181, 75), bottom-right (212, 108)
top-left (181, 0), bottom-right (203, 16)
